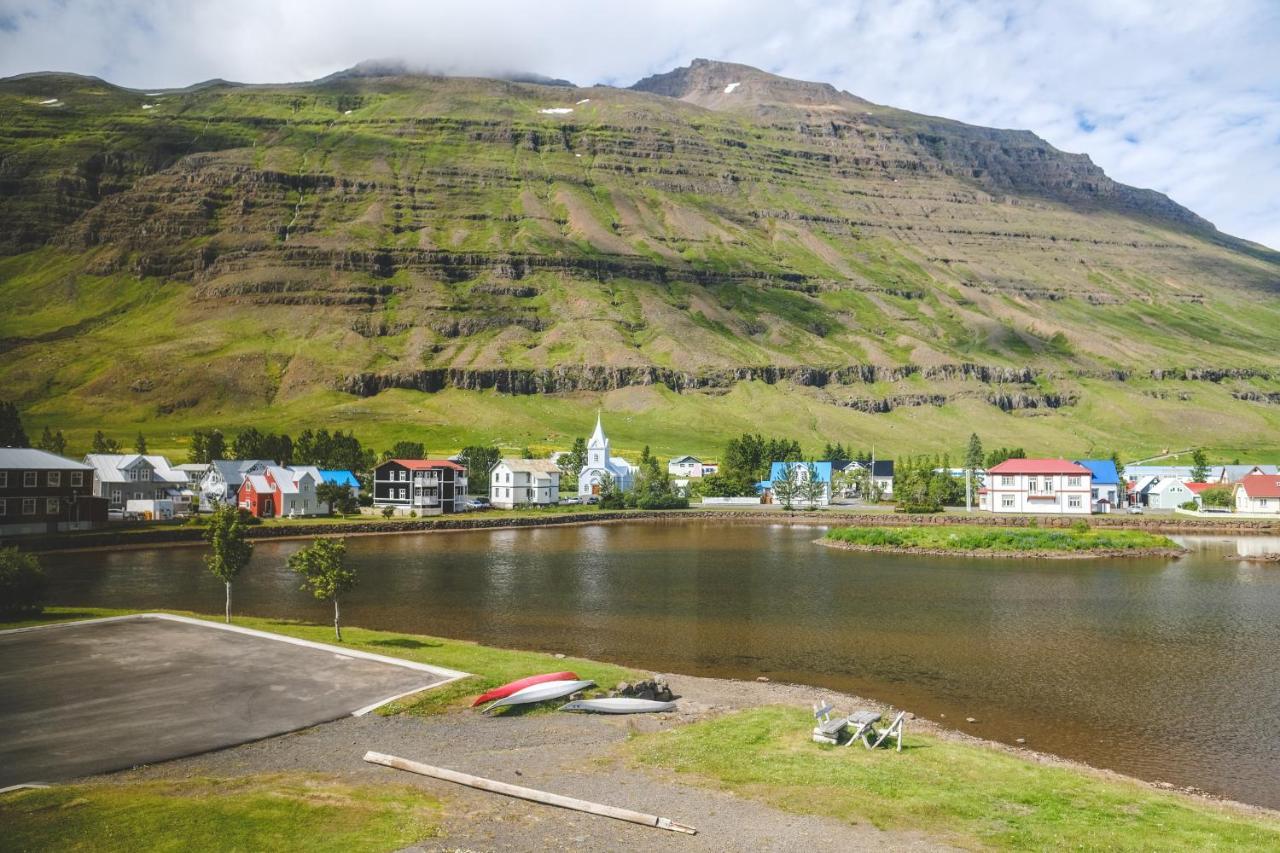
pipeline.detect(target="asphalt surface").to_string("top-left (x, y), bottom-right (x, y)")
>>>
top-left (0, 616), bottom-right (454, 786)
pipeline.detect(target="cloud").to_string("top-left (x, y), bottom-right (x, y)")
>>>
top-left (1, 0), bottom-right (1277, 247)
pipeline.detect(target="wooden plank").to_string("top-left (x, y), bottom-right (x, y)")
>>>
top-left (363, 751), bottom-right (697, 835)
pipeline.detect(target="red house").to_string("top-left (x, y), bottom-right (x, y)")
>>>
top-left (237, 466), bottom-right (325, 518)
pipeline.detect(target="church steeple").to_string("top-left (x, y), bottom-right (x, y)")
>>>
top-left (587, 411), bottom-right (610, 468)
top-left (589, 411), bottom-right (608, 449)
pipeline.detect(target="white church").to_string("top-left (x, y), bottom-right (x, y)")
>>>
top-left (578, 414), bottom-right (638, 497)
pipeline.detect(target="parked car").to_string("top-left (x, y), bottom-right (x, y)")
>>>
top-left (559, 497), bottom-right (581, 505)
top-left (464, 497), bottom-right (491, 511)
top-left (582, 495), bottom-right (600, 505)
top-left (1127, 505), bottom-right (1144, 514)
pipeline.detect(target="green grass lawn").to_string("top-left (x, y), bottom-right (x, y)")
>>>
top-left (3, 607), bottom-right (643, 716)
top-left (630, 706), bottom-right (1280, 851)
top-left (0, 774), bottom-right (440, 853)
top-left (826, 524), bottom-right (1180, 553)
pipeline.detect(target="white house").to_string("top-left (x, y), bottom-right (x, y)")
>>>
top-left (491, 459), bottom-right (561, 508)
top-left (1234, 474), bottom-right (1280, 515)
top-left (667, 456), bottom-right (718, 478)
top-left (200, 459), bottom-right (274, 506)
top-left (84, 453), bottom-right (193, 516)
top-left (578, 415), bottom-right (637, 497)
top-left (980, 459), bottom-right (1092, 514)
top-left (1145, 478), bottom-right (1197, 510)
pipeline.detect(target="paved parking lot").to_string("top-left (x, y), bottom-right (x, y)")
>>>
top-left (0, 614), bottom-right (464, 786)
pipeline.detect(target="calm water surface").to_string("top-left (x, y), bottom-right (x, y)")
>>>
top-left (41, 522), bottom-right (1280, 808)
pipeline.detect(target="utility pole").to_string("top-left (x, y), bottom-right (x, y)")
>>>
top-left (966, 467), bottom-right (972, 512)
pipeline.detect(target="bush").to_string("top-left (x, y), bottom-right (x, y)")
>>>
top-left (358, 493), bottom-right (374, 508)
top-left (0, 547), bottom-right (46, 618)
top-left (1179, 500), bottom-right (1199, 511)
top-left (1071, 520), bottom-right (1090, 533)
top-left (236, 508), bottom-right (262, 526)
top-left (381, 506), bottom-right (395, 519)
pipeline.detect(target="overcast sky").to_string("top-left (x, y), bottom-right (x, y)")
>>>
top-left (2, 1), bottom-right (1278, 248)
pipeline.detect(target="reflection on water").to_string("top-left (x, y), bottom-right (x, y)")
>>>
top-left (41, 523), bottom-right (1280, 808)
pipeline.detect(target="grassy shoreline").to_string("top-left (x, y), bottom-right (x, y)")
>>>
top-left (10, 506), bottom-right (1279, 554)
top-left (4, 608), bottom-right (1280, 850)
top-left (824, 524), bottom-right (1185, 558)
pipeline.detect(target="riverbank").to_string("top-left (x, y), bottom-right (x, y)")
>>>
top-left (4, 607), bottom-right (1279, 850)
top-left (821, 525), bottom-right (1187, 559)
top-left (11, 505), bottom-right (1280, 554)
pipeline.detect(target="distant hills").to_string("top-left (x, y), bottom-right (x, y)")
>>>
top-left (1, 59), bottom-right (1278, 460)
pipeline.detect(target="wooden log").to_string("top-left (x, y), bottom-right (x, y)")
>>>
top-left (363, 751), bottom-right (697, 835)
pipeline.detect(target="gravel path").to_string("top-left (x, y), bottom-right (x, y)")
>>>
top-left (116, 674), bottom-right (953, 851)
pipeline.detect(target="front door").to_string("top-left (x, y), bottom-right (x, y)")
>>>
top-left (592, 484), bottom-right (601, 495)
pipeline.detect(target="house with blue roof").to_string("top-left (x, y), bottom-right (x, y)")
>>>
top-left (1074, 459), bottom-right (1121, 512)
top-left (759, 461), bottom-right (833, 506)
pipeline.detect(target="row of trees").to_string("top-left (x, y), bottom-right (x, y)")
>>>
top-left (204, 504), bottom-right (356, 640)
top-left (596, 446), bottom-right (688, 509)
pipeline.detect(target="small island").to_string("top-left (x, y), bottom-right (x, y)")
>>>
top-left (821, 525), bottom-right (1187, 559)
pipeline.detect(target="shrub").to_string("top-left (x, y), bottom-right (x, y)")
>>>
top-left (1179, 500), bottom-right (1199, 511)
top-left (381, 506), bottom-right (395, 519)
top-left (0, 547), bottom-right (46, 618)
top-left (1071, 520), bottom-right (1090, 533)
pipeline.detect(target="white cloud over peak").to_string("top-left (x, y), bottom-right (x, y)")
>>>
top-left (1, 0), bottom-right (1277, 248)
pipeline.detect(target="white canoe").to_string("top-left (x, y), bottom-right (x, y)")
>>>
top-left (559, 698), bottom-right (676, 714)
top-left (483, 679), bottom-right (595, 713)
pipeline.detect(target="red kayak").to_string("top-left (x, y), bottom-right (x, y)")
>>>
top-left (471, 672), bottom-right (580, 707)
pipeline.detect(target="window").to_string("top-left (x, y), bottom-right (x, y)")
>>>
top-left (23, 471), bottom-right (37, 488)
top-left (47, 498), bottom-right (60, 514)
top-left (133, 492), bottom-right (143, 500)
top-left (1001, 495), bottom-right (1015, 509)
top-left (399, 488), bottom-right (406, 500)
top-left (1067, 476), bottom-right (1081, 487)
top-left (0, 499), bottom-right (6, 515)
top-left (22, 498), bottom-right (36, 515)
top-left (1068, 495), bottom-right (1082, 509)
top-left (70, 471), bottom-right (83, 487)
top-left (0, 472), bottom-right (6, 487)
top-left (139, 468), bottom-right (151, 481)
top-left (48, 471), bottom-right (61, 487)
top-left (111, 490), bottom-right (122, 505)
top-left (1000, 476), bottom-right (1014, 487)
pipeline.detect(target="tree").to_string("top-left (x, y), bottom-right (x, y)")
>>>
top-left (0, 402), bottom-right (28, 448)
top-left (134, 431), bottom-right (148, 454)
top-left (203, 504), bottom-right (253, 623)
top-left (91, 430), bottom-right (120, 454)
top-left (823, 443), bottom-right (851, 465)
top-left (597, 472), bottom-right (625, 509)
top-left (1110, 451), bottom-right (1126, 483)
top-left (1200, 485), bottom-right (1234, 508)
top-left (632, 450), bottom-right (687, 509)
top-left (985, 447), bottom-right (1025, 468)
top-left (963, 433), bottom-right (984, 511)
top-left (189, 430), bottom-right (207, 464)
top-left (288, 538), bottom-right (357, 642)
top-left (36, 426), bottom-right (67, 456)
top-left (317, 482), bottom-right (357, 516)
top-left (206, 429), bottom-right (226, 461)
top-left (458, 445), bottom-right (501, 493)
top-left (0, 547), bottom-right (46, 618)
top-left (771, 462), bottom-right (799, 510)
top-left (1190, 449), bottom-right (1210, 483)
top-left (558, 437), bottom-right (588, 492)
top-left (799, 462), bottom-right (827, 508)
top-left (894, 456), bottom-right (944, 513)
top-left (384, 440), bottom-right (425, 460)
top-left (696, 470), bottom-right (758, 498)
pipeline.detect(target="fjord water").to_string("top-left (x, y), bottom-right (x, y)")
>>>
top-left (42, 522), bottom-right (1280, 807)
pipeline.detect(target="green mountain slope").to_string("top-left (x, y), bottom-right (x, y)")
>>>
top-left (2, 59), bottom-right (1279, 460)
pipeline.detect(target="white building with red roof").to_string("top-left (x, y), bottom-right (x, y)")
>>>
top-left (979, 458), bottom-right (1093, 515)
top-left (1233, 474), bottom-right (1280, 515)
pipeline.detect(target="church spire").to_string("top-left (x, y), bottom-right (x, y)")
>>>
top-left (589, 410), bottom-right (608, 448)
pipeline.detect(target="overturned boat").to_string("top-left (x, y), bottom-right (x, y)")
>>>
top-left (559, 698), bottom-right (676, 714)
top-left (471, 671), bottom-right (580, 707)
top-left (483, 679), bottom-right (596, 713)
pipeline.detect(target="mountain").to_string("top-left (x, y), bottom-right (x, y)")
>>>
top-left (1, 59), bottom-right (1278, 460)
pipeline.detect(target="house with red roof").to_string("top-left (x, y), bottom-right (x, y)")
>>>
top-left (979, 458), bottom-right (1092, 514)
top-left (372, 459), bottom-right (468, 515)
top-left (1233, 474), bottom-right (1280, 515)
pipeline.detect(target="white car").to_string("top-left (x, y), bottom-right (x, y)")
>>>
top-left (1127, 505), bottom-right (1144, 514)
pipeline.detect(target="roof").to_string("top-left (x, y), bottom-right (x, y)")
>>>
top-left (670, 455), bottom-right (701, 464)
top-left (769, 461), bottom-right (833, 483)
top-left (987, 458), bottom-right (1091, 476)
top-left (1074, 459), bottom-right (1119, 484)
top-left (318, 470), bottom-right (360, 487)
top-left (589, 413), bottom-right (608, 448)
top-left (1184, 481), bottom-right (1216, 494)
top-left (498, 459), bottom-right (561, 475)
top-left (244, 474), bottom-right (272, 493)
top-left (1148, 478), bottom-right (1192, 495)
top-left (383, 458), bottom-right (465, 471)
top-left (1237, 474), bottom-right (1280, 499)
top-left (871, 460), bottom-right (894, 477)
top-left (83, 454), bottom-right (187, 484)
top-left (0, 448), bottom-right (92, 470)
